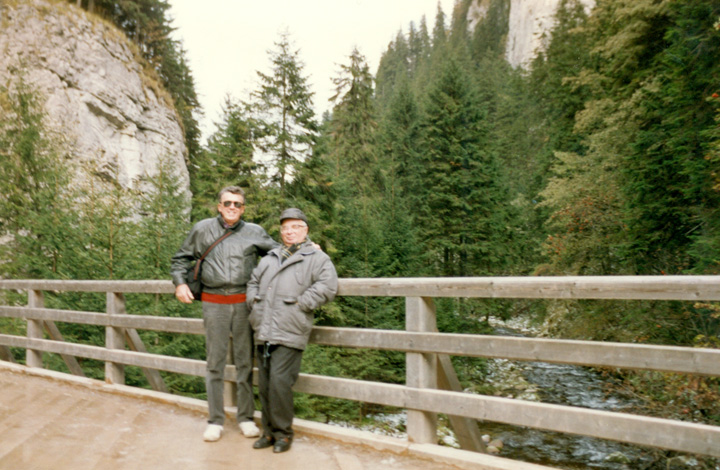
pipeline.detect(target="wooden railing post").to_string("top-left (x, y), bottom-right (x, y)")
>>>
top-left (105, 292), bottom-right (126, 384)
top-left (26, 290), bottom-right (44, 368)
top-left (405, 296), bottom-right (438, 444)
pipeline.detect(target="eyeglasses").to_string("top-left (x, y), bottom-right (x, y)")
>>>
top-left (280, 224), bottom-right (307, 233)
top-left (222, 201), bottom-right (245, 208)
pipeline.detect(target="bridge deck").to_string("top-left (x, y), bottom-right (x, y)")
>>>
top-left (0, 363), bottom-right (541, 470)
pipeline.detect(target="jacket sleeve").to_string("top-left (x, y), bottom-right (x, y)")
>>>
top-left (297, 255), bottom-right (338, 312)
top-left (254, 227), bottom-right (280, 257)
top-left (246, 260), bottom-right (264, 310)
top-left (170, 224), bottom-right (200, 287)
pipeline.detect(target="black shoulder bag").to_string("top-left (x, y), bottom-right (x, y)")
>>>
top-left (186, 230), bottom-right (233, 301)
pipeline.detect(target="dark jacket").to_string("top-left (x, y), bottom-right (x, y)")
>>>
top-left (170, 216), bottom-right (278, 295)
top-left (247, 240), bottom-right (338, 350)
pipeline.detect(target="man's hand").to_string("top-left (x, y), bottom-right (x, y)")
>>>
top-left (175, 283), bottom-right (195, 304)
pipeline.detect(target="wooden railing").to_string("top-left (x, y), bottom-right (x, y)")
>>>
top-left (1, 276), bottom-right (720, 460)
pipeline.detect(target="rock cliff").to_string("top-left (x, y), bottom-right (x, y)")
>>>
top-left (467, 0), bottom-right (595, 68)
top-left (0, 0), bottom-right (189, 195)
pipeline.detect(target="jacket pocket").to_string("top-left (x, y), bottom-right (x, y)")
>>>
top-left (248, 297), bottom-right (263, 329)
top-left (249, 294), bottom-right (263, 310)
top-left (284, 303), bottom-right (311, 337)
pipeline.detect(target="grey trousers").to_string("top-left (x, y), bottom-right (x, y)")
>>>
top-left (257, 343), bottom-right (303, 439)
top-left (202, 301), bottom-right (255, 425)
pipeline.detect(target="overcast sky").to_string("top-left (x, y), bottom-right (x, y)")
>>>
top-left (168, 0), bottom-right (457, 142)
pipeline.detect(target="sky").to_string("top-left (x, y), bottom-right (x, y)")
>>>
top-left (167, 0), bottom-right (457, 143)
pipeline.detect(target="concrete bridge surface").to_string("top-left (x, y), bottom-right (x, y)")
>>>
top-left (0, 362), bottom-right (546, 470)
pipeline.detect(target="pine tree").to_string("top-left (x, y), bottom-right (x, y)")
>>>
top-left (417, 56), bottom-right (512, 277)
top-left (374, 31), bottom-right (410, 112)
top-left (251, 32), bottom-right (318, 195)
top-left (0, 78), bottom-right (77, 279)
top-left (470, 0), bottom-right (510, 60)
top-left (619, 0), bottom-right (720, 274)
top-left (409, 18), bottom-right (431, 72)
top-left (131, 155), bottom-right (190, 280)
top-left (431, 2), bottom-right (448, 50)
top-left (285, 115), bottom-right (339, 252)
top-left (376, 75), bottom-right (424, 278)
top-left (329, 47), bottom-right (379, 189)
top-left (327, 48), bottom-right (384, 283)
top-left (73, 174), bottom-right (135, 280)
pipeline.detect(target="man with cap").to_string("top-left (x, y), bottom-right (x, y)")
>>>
top-left (246, 208), bottom-right (338, 453)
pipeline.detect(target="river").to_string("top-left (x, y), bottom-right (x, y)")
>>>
top-left (477, 326), bottom-right (654, 469)
top-left (349, 322), bottom-right (677, 469)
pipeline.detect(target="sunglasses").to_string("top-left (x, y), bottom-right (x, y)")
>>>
top-left (222, 201), bottom-right (245, 208)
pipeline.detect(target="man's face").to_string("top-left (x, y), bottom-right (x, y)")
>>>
top-left (217, 192), bottom-right (245, 226)
top-left (280, 218), bottom-right (308, 246)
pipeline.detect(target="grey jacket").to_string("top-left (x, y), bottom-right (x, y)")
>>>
top-left (247, 240), bottom-right (338, 350)
top-left (170, 216), bottom-right (278, 295)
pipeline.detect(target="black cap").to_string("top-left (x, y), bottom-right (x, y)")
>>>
top-left (279, 208), bottom-right (308, 225)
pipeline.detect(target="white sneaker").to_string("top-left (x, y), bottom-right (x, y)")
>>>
top-left (239, 421), bottom-right (260, 438)
top-left (203, 424), bottom-right (223, 442)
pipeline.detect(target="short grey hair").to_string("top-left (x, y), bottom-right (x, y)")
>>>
top-left (218, 186), bottom-right (245, 202)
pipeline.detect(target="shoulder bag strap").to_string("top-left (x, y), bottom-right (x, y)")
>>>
top-left (191, 230), bottom-right (233, 281)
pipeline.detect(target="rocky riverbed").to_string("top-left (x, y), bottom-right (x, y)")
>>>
top-left (333, 316), bottom-right (712, 469)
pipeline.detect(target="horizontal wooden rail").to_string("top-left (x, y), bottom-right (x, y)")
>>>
top-left (0, 306), bottom-right (204, 335)
top-left (295, 375), bottom-right (720, 458)
top-left (4, 306), bottom-right (720, 376)
top-left (1, 275), bottom-right (720, 300)
top-left (2, 333), bottom-right (719, 458)
top-left (338, 276), bottom-right (720, 300)
top-left (0, 280), bottom-right (175, 294)
top-left (310, 327), bottom-right (720, 376)
top-left (0, 334), bottom-right (207, 377)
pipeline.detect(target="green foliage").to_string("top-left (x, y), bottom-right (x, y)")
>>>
top-left (470, 0), bottom-right (510, 60)
top-left (326, 48), bottom-right (385, 276)
top-left (285, 117), bottom-right (339, 254)
top-left (417, 56), bottom-right (513, 277)
top-left (693, 102), bottom-right (720, 273)
top-left (0, 78), bottom-right (76, 278)
top-left (622, 370), bottom-right (720, 425)
top-left (131, 156), bottom-right (190, 279)
top-left (375, 30), bottom-right (411, 113)
top-left (620, 0), bottom-right (720, 274)
top-left (251, 32), bottom-right (318, 194)
top-left (297, 343), bottom-right (405, 423)
top-left (196, 97), bottom-right (262, 221)
top-left (0, 75), bottom-right (202, 389)
top-left (329, 48), bottom-right (379, 189)
top-left (538, 0), bottom-right (720, 280)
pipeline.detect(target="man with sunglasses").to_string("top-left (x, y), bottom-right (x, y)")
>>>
top-left (171, 186), bottom-right (277, 443)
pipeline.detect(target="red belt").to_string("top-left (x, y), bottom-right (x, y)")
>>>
top-left (201, 292), bottom-right (247, 304)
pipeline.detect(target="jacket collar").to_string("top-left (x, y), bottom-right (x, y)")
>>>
top-left (217, 215), bottom-right (244, 232)
top-left (270, 239), bottom-right (314, 259)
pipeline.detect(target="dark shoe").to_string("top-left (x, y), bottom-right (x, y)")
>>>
top-left (273, 437), bottom-right (292, 453)
top-left (253, 435), bottom-right (275, 449)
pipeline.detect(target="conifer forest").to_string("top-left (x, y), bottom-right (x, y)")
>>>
top-left (2, 1), bottom-right (720, 466)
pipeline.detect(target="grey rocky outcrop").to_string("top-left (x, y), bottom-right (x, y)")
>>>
top-left (0, 0), bottom-right (189, 196)
top-left (466, 0), bottom-right (596, 69)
